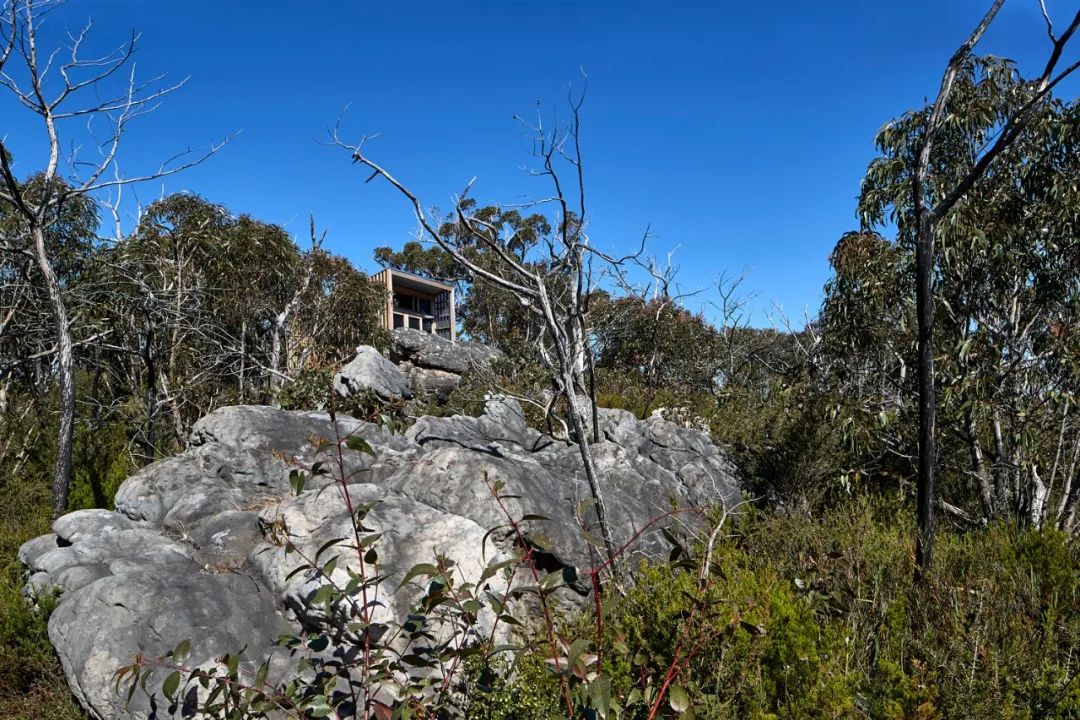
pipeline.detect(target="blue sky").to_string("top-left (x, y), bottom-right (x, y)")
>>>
top-left (3, 0), bottom-right (1071, 325)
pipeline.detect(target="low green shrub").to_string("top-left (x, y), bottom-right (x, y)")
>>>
top-left (571, 498), bottom-right (1080, 719)
top-left (0, 468), bottom-right (87, 720)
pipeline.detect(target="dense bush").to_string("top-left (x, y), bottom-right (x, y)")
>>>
top-left (581, 499), bottom-right (1078, 719)
top-left (0, 384), bottom-right (147, 719)
top-left (0, 415), bottom-right (91, 719)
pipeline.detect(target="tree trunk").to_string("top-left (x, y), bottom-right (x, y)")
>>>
top-left (238, 319), bottom-right (247, 403)
top-left (269, 317), bottom-right (285, 394)
top-left (141, 321), bottom-right (157, 466)
top-left (1028, 463), bottom-right (1048, 529)
top-left (563, 366), bottom-right (617, 573)
top-left (160, 371), bottom-right (185, 449)
top-left (269, 254), bottom-right (313, 399)
top-left (992, 412), bottom-right (1009, 513)
top-left (914, 211), bottom-right (937, 577)
top-left (966, 408), bottom-right (994, 516)
top-left (32, 224), bottom-right (74, 518)
top-left (1055, 431), bottom-right (1079, 529)
top-left (167, 272), bottom-right (185, 448)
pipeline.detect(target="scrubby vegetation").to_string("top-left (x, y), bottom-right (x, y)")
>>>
top-left (0, 428), bottom-right (110, 720)
top-left (113, 452), bottom-right (1079, 720)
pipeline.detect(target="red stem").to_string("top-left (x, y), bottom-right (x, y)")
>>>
top-left (485, 474), bottom-right (576, 718)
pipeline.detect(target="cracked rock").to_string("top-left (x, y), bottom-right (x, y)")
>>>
top-left (23, 398), bottom-right (740, 719)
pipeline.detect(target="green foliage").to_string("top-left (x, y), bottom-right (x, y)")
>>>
top-left (0, 382), bottom-right (137, 719)
top-left (276, 368), bottom-right (335, 411)
top-left (104, 194), bottom-right (390, 422)
top-left (846, 54), bottom-right (1080, 525)
top-left (573, 500), bottom-right (1079, 719)
top-left (67, 419), bottom-right (138, 511)
top-left (457, 654), bottom-right (563, 720)
top-left (593, 295), bottom-right (723, 395)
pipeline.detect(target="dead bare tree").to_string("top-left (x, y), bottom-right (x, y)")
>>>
top-left (269, 216), bottom-right (321, 399)
top-left (334, 93), bottom-right (626, 570)
top-left (0, 0), bottom-right (226, 515)
top-left (909, 0), bottom-right (1080, 575)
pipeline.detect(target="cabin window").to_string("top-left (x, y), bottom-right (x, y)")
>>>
top-left (393, 292), bottom-right (434, 315)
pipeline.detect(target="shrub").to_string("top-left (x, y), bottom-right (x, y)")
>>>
top-left (0, 454), bottom-right (87, 720)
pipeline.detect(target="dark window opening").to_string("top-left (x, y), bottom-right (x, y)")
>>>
top-left (393, 292), bottom-right (434, 316)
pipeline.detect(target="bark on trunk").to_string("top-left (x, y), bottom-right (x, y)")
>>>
top-left (269, 317), bottom-right (285, 394)
top-left (141, 322), bottom-right (157, 466)
top-left (992, 412), bottom-right (1008, 511)
top-left (914, 210), bottom-right (937, 576)
top-left (160, 371), bottom-right (185, 449)
top-left (32, 225), bottom-right (74, 518)
top-left (966, 409), bottom-right (994, 516)
top-left (563, 366), bottom-right (617, 573)
top-left (238, 319), bottom-right (247, 403)
top-left (1055, 433), bottom-right (1080, 529)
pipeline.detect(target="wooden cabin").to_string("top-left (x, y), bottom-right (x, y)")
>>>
top-left (372, 268), bottom-right (456, 340)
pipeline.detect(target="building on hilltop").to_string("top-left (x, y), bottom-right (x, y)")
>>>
top-left (372, 268), bottom-right (456, 340)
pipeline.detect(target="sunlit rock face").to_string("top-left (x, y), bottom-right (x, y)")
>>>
top-left (332, 330), bottom-right (502, 404)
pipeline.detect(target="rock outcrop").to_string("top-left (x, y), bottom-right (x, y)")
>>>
top-left (390, 328), bottom-right (503, 401)
top-left (21, 399), bottom-right (740, 720)
top-left (333, 345), bottom-right (413, 402)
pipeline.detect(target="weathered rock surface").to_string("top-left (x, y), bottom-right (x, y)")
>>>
top-left (333, 345), bottom-right (413, 402)
top-left (22, 399), bottom-right (740, 720)
top-left (390, 328), bottom-right (502, 375)
top-left (333, 332), bottom-right (501, 403)
top-left (399, 363), bottom-right (463, 402)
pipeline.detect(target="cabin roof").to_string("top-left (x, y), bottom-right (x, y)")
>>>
top-left (376, 267), bottom-right (454, 293)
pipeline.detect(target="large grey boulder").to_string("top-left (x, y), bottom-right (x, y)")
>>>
top-left (22, 400), bottom-right (740, 720)
top-left (401, 364), bottom-right (463, 402)
top-left (333, 345), bottom-right (413, 402)
top-left (391, 328), bottom-right (502, 375)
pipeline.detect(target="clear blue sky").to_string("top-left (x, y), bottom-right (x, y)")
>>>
top-left (4, 0), bottom-right (1071, 325)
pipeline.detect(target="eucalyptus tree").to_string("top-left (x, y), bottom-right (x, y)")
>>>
top-left (112, 195), bottom-right (319, 444)
top-left (591, 294), bottom-right (723, 397)
top-left (100, 195), bottom-right (236, 457)
top-left (288, 247), bottom-right (389, 372)
top-left (105, 194), bottom-right (388, 445)
top-left (208, 215), bottom-right (301, 403)
top-left (856, 52), bottom-right (1080, 541)
top-left (0, 0), bottom-right (224, 514)
top-left (860, 1), bottom-right (1080, 572)
top-left (0, 178), bottom-right (98, 389)
top-left (0, 178), bottom-right (97, 480)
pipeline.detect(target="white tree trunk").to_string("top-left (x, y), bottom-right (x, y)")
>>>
top-left (32, 224), bottom-right (74, 517)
